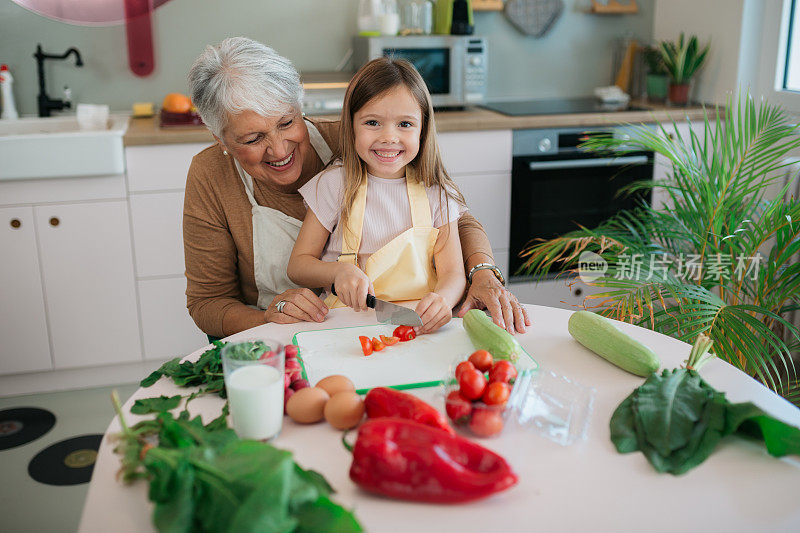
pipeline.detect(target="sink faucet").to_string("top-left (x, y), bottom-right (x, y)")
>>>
top-left (34, 44), bottom-right (83, 117)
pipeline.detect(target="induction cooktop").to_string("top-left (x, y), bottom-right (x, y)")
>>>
top-left (480, 97), bottom-right (648, 116)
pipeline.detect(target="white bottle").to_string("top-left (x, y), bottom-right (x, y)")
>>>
top-left (0, 64), bottom-right (19, 119)
top-left (380, 0), bottom-right (400, 35)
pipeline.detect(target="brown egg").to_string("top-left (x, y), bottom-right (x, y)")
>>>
top-left (286, 387), bottom-right (330, 424)
top-left (316, 375), bottom-right (355, 397)
top-left (324, 391), bottom-right (365, 430)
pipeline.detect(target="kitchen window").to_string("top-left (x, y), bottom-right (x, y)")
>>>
top-left (783, 0), bottom-right (800, 92)
top-left (756, 0), bottom-right (800, 113)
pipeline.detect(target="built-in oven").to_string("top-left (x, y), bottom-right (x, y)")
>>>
top-left (509, 127), bottom-right (654, 279)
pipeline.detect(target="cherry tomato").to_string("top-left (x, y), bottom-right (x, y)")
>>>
top-left (371, 336), bottom-right (385, 351)
top-left (380, 335), bottom-right (400, 346)
top-left (290, 378), bottom-right (310, 391)
top-left (468, 349), bottom-right (493, 372)
top-left (284, 344), bottom-right (299, 358)
top-left (359, 336), bottom-right (373, 356)
top-left (445, 390), bottom-right (472, 425)
top-left (469, 407), bottom-right (504, 437)
top-left (393, 325), bottom-right (416, 341)
top-left (489, 360), bottom-right (518, 384)
top-left (482, 381), bottom-right (511, 406)
top-left (459, 368), bottom-right (487, 400)
top-left (455, 360), bottom-right (476, 380)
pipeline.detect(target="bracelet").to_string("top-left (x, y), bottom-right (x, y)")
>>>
top-left (467, 263), bottom-right (506, 286)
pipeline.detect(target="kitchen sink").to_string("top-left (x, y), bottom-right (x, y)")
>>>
top-left (0, 114), bottom-right (128, 180)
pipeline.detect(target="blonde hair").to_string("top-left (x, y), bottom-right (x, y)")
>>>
top-left (333, 57), bottom-right (465, 240)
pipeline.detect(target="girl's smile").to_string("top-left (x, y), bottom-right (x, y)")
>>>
top-left (353, 85), bottom-right (422, 179)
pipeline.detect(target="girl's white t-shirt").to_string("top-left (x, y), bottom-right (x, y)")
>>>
top-left (298, 165), bottom-right (467, 268)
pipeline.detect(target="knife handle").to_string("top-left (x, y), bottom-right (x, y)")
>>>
top-left (330, 284), bottom-right (376, 309)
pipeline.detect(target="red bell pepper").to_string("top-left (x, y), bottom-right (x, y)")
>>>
top-left (348, 418), bottom-right (518, 503)
top-left (364, 387), bottom-right (454, 434)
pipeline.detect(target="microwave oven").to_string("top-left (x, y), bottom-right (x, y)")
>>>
top-left (352, 35), bottom-right (488, 109)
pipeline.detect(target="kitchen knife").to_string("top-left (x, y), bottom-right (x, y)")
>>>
top-left (331, 285), bottom-right (423, 327)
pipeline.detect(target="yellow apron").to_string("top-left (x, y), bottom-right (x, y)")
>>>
top-left (324, 171), bottom-right (439, 308)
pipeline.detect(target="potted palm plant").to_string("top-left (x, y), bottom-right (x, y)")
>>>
top-left (643, 45), bottom-right (668, 102)
top-left (658, 33), bottom-right (710, 105)
top-left (517, 94), bottom-right (800, 406)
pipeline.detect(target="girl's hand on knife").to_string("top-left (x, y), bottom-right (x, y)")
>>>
top-left (333, 264), bottom-right (373, 312)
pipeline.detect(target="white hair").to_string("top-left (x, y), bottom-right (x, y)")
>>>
top-left (187, 37), bottom-right (304, 138)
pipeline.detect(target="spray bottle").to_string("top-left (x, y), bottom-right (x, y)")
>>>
top-left (1, 64), bottom-right (20, 119)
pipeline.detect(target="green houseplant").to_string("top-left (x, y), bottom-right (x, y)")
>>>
top-left (643, 46), bottom-right (668, 102)
top-left (658, 33), bottom-right (710, 105)
top-left (517, 94), bottom-right (800, 406)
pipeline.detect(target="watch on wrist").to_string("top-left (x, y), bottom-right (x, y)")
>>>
top-left (467, 263), bottom-right (506, 286)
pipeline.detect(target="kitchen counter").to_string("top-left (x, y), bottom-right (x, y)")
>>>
top-left (123, 101), bottom-right (714, 146)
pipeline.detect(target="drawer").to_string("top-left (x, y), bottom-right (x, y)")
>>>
top-left (452, 172), bottom-right (511, 248)
top-left (126, 143), bottom-right (211, 192)
top-left (438, 130), bottom-right (512, 175)
top-left (507, 278), bottom-right (604, 307)
top-left (130, 191), bottom-right (185, 277)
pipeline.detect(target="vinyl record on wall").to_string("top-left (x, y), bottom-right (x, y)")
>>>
top-left (0, 407), bottom-right (56, 450)
top-left (28, 434), bottom-right (103, 486)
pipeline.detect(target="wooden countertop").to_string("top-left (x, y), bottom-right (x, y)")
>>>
top-left (123, 101), bottom-right (715, 146)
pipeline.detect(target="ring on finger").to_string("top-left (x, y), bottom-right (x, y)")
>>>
top-left (276, 300), bottom-right (288, 313)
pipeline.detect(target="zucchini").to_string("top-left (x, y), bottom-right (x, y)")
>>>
top-left (462, 309), bottom-right (521, 362)
top-left (567, 310), bottom-right (660, 377)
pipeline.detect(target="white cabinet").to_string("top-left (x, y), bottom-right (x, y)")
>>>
top-left (438, 130), bottom-right (512, 275)
top-left (130, 192), bottom-right (186, 277)
top-left (651, 121), bottom-right (707, 211)
top-left (508, 277), bottom-right (606, 309)
top-left (35, 201), bottom-right (141, 368)
top-left (126, 144), bottom-right (207, 355)
top-left (0, 207), bottom-right (52, 374)
top-left (138, 278), bottom-right (206, 361)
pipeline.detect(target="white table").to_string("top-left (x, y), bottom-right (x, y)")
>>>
top-left (79, 305), bottom-right (800, 533)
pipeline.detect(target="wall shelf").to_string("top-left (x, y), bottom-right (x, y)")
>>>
top-left (473, 0), bottom-right (504, 11)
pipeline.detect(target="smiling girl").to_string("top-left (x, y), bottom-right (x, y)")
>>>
top-left (287, 57), bottom-right (467, 334)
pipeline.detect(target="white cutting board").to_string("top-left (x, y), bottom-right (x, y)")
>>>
top-left (292, 318), bottom-right (538, 393)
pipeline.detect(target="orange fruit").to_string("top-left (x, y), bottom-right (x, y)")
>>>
top-left (162, 93), bottom-right (192, 114)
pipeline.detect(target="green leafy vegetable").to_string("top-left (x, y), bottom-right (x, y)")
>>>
top-left (141, 341), bottom-right (226, 394)
top-left (131, 395), bottom-right (183, 415)
top-left (222, 340), bottom-right (269, 361)
top-left (610, 335), bottom-right (800, 474)
top-left (111, 392), bottom-right (361, 533)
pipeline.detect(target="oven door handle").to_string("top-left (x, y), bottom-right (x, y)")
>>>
top-left (527, 155), bottom-right (649, 171)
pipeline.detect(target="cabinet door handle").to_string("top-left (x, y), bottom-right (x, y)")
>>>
top-left (10, 218), bottom-right (21, 229)
top-left (49, 217), bottom-right (60, 227)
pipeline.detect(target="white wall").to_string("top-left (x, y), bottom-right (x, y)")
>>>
top-left (653, 0), bottom-right (746, 104)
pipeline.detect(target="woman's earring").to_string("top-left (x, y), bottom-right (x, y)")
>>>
top-left (223, 149), bottom-right (228, 156)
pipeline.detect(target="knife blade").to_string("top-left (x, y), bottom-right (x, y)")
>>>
top-left (330, 285), bottom-right (423, 327)
top-left (366, 294), bottom-right (423, 327)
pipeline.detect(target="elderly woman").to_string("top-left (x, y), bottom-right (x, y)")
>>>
top-left (184, 37), bottom-right (530, 339)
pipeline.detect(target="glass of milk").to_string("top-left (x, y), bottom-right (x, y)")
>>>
top-left (221, 339), bottom-right (285, 441)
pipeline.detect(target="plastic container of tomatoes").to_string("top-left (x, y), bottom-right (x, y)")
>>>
top-left (442, 350), bottom-right (519, 438)
top-left (442, 351), bottom-right (596, 445)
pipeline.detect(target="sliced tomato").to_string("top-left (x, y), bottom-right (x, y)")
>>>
top-left (393, 325), bottom-right (416, 341)
top-left (371, 336), bottom-right (385, 351)
top-left (380, 335), bottom-right (400, 346)
top-left (359, 335), bottom-right (373, 356)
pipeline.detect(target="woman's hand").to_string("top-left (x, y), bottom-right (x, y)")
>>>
top-left (265, 288), bottom-right (329, 325)
top-left (457, 270), bottom-right (531, 334)
top-left (333, 264), bottom-right (373, 312)
top-left (415, 292), bottom-right (453, 334)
